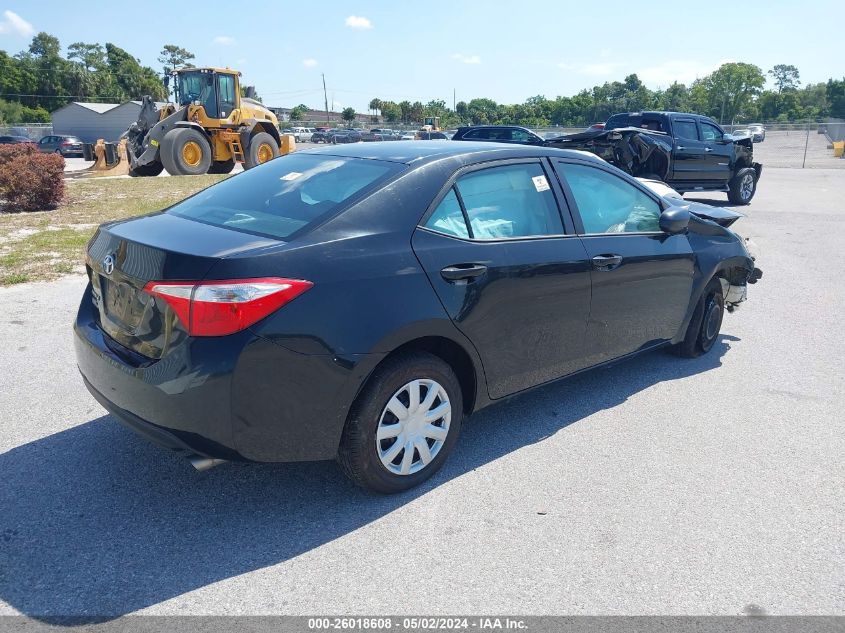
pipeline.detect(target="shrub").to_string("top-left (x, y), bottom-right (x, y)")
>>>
top-left (0, 144), bottom-right (65, 212)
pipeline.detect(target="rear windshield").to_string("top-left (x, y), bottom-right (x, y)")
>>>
top-left (605, 114), bottom-right (667, 132)
top-left (168, 153), bottom-right (403, 240)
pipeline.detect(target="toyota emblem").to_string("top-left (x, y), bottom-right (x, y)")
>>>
top-left (102, 254), bottom-right (115, 275)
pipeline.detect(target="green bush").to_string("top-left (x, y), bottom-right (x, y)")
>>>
top-left (0, 145), bottom-right (65, 212)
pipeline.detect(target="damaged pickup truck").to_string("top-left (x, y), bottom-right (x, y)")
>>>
top-left (548, 111), bottom-right (763, 204)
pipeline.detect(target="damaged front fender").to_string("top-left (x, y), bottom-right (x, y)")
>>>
top-left (546, 127), bottom-right (673, 180)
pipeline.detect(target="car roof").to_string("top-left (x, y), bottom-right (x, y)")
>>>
top-left (299, 140), bottom-right (606, 166)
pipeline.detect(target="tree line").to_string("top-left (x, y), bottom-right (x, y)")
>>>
top-left (364, 63), bottom-right (844, 128)
top-left (2, 33), bottom-right (843, 128)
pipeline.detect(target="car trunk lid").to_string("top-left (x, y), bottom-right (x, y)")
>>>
top-left (86, 213), bottom-right (281, 359)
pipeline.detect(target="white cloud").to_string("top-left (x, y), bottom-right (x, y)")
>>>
top-left (302, 58), bottom-right (318, 68)
top-left (0, 10), bottom-right (34, 37)
top-left (452, 53), bottom-right (481, 65)
top-left (636, 59), bottom-right (734, 86)
top-left (345, 15), bottom-right (372, 29)
top-left (213, 35), bottom-right (235, 45)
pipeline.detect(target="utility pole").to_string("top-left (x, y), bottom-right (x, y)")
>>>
top-left (453, 88), bottom-right (456, 112)
top-left (322, 73), bottom-right (329, 126)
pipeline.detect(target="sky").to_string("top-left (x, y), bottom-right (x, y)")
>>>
top-left (1, 0), bottom-right (842, 111)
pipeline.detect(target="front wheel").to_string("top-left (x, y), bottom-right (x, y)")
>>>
top-left (728, 167), bottom-right (757, 205)
top-left (244, 132), bottom-right (280, 169)
top-left (674, 278), bottom-right (725, 358)
top-left (159, 128), bottom-right (212, 176)
top-left (338, 352), bottom-right (463, 494)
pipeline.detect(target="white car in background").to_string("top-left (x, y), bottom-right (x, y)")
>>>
top-left (282, 127), bottom-right (313, 143)
top-left (399, 131), bottom-right (417, 140)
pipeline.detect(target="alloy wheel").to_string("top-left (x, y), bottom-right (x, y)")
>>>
top-left (376, 379), bottom-right (451, 476)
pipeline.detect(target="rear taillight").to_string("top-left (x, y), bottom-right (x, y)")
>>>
top-left (143, 277), bottom-right (312, 337)
top-left (61, 141), bottom-right (72, 146)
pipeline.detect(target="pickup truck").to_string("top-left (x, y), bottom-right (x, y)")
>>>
top-left (547, 111), bottom-right (763, 204)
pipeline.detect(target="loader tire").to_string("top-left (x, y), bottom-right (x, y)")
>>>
top-left (208, 159), bottom-right (236, 174)
top-left (129, 161), bottom-right (164, 177)
top-left (244, 132), bottom-right (279, 170)
top-left (160, 128), bottom-right (212, 176)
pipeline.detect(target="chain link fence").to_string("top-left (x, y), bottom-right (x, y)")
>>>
top-left (3, 119), bottom-right (842, 168)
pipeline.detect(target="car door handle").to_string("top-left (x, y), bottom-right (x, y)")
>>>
top-left (591, 255), bottom-right (623, 271)
top-left (704, 147), bottom-right (713, 152)
top-left (676, 145), bottom-right (686, 150)
top-left (440, 264), bottom-right (488, 281)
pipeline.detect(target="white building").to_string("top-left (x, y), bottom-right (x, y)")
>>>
top-left (51, 101), bottom-right (164, 143)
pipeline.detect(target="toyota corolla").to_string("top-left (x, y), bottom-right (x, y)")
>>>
top-left (74, 142), bottom-right (761, 493)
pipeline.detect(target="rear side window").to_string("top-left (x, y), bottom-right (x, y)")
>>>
top-left (462, 129), bottom-right (487, 139)
top-left (425, 189), bottom-right (469, 238)
top-left (559, 163), bottom-right (661, 234)
top-left (673, 120), bottom-right (698, 140)
top-left (455, 164), bottom-right (563, 239)
top-left (168, 154), bottom-right (403, 240)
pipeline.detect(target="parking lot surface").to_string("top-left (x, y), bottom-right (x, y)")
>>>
top-left (1, 168), bottom-right (843, 618)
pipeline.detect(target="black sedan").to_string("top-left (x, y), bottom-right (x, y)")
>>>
top-left (74, 142), bottom-right (761, 493)
top-left (0, 134), bottom-right (35, 145)
top-left (451, 125), bottom-right (545, 145)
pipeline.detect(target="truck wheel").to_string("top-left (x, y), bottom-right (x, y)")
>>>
top-left (208, 159), bottom-right (236, 174)
top-left (128, 161), bottom-right (164, 177)
top-left (244, 132), bottom-right (279, 169)
top-left (728, 167), bottom-right (757, 205)
top-left (160, 128), bottom-right (212, 176)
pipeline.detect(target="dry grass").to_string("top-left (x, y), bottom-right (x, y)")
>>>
top-left (0, 175), bottom-right (228, 285)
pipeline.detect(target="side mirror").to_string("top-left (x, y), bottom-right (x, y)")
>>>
top-left (659, 207), bottom-right (691, 235)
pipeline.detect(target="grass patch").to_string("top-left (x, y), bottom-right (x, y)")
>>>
top-left (0, 174), bottom-right (228, 285)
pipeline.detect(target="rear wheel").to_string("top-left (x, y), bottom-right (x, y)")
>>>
top-left (338, 352), bottom-right (463, 494)
top-left (129, 161), bottom-right (164, 177)
top-left (244, 132), bottom-right (279, 169)
top-left (728, 167), bottom-right (757, 205)
top-left (674, 278), bottom-right (725, 358)
top-left (208, 159), bottom-right (236, 174)
top-left (160, 128), bottom-right (212, 176)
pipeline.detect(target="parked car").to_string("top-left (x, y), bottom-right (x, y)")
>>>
top-left (310, 129), bottom-right (332, 144)
top-left (0, 135), bottom-right (35, 145)
top-left (416, 131), bottom-right (448, 140)
top-left (731, 128), bottom-right (752, 139)
top-left (74, 141), bottom-right (761, 493)
top-left (283, 127), bottom-right (313, 143)
top-left (747, 124), bottom-right (766, 142)
top-left (549, 111), bottom-right (763, 204)
top-left (361, 129), bottom-right (400, 142)
top-left (329, 129), bottom-right (363, 144)
top-left (400, 131), bottom-right (417, 140)
top-left (36, 134), bottom-right (84, 157)
top-left (451, 125), bottom-right (545, 145)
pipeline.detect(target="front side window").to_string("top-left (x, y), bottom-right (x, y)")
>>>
top-left (455, 163), bottom-right (563, 239)
top-left (559, 163), bottom-right (661, 234)
top-left (700, 121), bottom-right (722, 142)
top-left (168, 154), bottom-right (403, 240)
top-left (218, 74), bottom-right (236, 118)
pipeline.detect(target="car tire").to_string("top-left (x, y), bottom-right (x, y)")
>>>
top-left (160, 128), bottom-right (212, 176)
top-left (728, 167), bottom-right (757, 205)
top-left (244, 132), bottom-right (279, 169)
top-left (208, 159), bottom-right (236, 174)
top-left (338, 351), bottom-right (463, 494)
top-left (674, 278), bottom-right (725, 358)
top-left (129, 161), bottom-right (165, 177)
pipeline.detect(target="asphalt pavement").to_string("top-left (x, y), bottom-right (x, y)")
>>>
top-left (1, 168), bottom-right (843, 618)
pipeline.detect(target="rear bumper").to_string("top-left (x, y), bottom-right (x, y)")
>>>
top-left (74, 282), bottom-right (382, 463)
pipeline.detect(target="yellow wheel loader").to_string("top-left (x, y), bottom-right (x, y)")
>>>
top-left (125, 67), bottom-right (291, 177)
